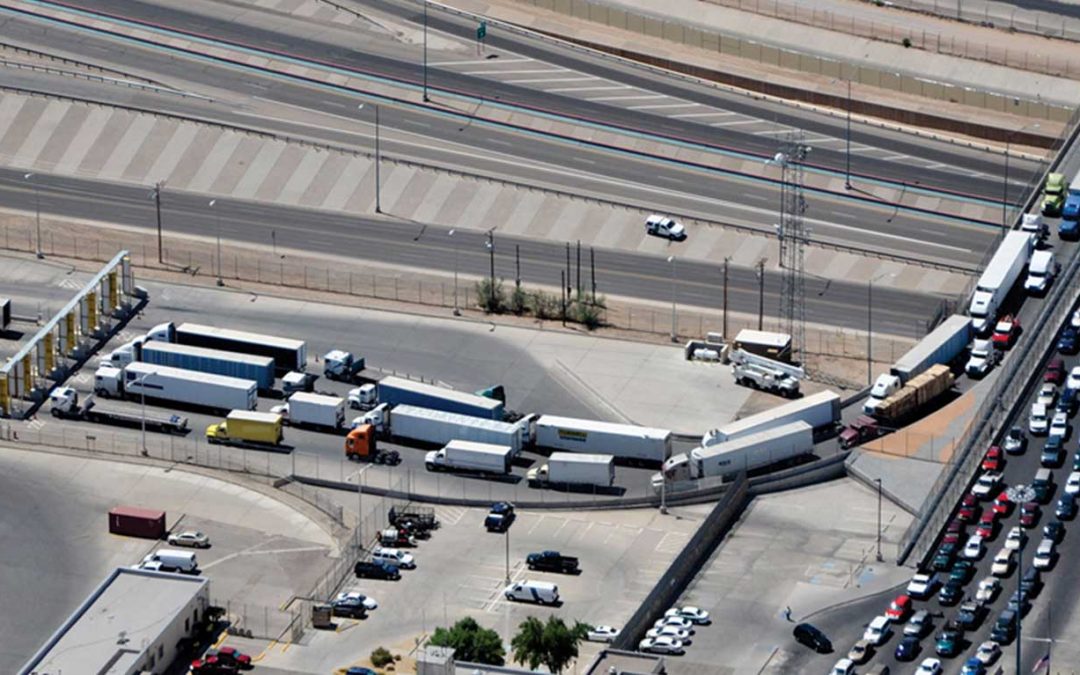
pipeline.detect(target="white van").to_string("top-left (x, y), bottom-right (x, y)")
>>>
top-left (1024, 250), bottom-right (1057, 294)
top-left (142, 549), bottom-right (198, 574)
top-left (503, 580), bottom-right (559, 605)
top-left (372, 547), bottom-right (415, 569)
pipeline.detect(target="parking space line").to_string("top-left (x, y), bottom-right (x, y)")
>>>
top-left (526, 514), bottom-right (546, 536)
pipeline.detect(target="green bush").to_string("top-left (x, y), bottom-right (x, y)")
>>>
top-left (475, 278), bottom-right (508, 314)
top-left (530, 290), bottom-right (561, 320)
top-left (371, 647), bottom-right (394, 668)
top-left (510, 284), bottom-right (528, 315)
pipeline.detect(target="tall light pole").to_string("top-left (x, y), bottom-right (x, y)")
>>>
top-left (504, 525), bottom-right (510, 584)
top-left (658, 434), bottom-right (668, 515)
top-left (449, 229), bottom-right (460, 315)
top-left (358, 104), bottom-right (382, 214)
top-left (1003, 138), bottom-right (1010, 231)
top-left (867, 272), bottom-right (894, 385)
top-left (874, 478), bottom-right (883, 562)
top-left (756, 259), bottom-right (766, 330)
top-left (667, 255), bottom-right (677, 342)
top-left (151, 181), bottom-right (165, 264)
top-left (722, 257), bottom-right (730, 339)
top-left (349, 464), bottom-right (374, 549)
top-left (845, 79), bottom-right (852, 190)
top-left (23, 173), bottom-right (42, 259)
top-left (136, 372), bottom-right (151, 454)
top-left (1007, 483), bottom-right (1036, 674)
top-left (486, 230), bottom-right (495, 310)
top-left (209, 199), bottom-right (224, 286)
top-left (422, 1), bottom-right (429, 102)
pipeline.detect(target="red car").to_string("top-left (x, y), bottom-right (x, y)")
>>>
top-left (213, 647), bottom-right (252, 669)
top-left (991, 493), bottom-right (1012, 516)
top-left (992, 315), bottom-right (1021, 349)
top-left (1045, 358), bottom-right (1066, 385)
top-left (1020, 501), bottom-right (1041, 528)
top-left (942, 532), bottom-right (961, 546)
top-left (983, 446), bottom-right (1005, 472)
top-left (947, 519), bottom-right (966, 535)
top-left (976, 511), bottom-right (997, 538)
top-left (958, 501), bottom-right (980, 523)
top-left (885, 594), bottom-right (912, 621)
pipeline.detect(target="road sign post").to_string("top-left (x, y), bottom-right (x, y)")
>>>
top-left (476, 21), bottom-right (487, 54)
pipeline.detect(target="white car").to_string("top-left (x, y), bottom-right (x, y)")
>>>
top-left (975, 577), bottom-right (1000, 603)
top-left (1072, 309), bottom-right (1080, 330)
top-left (586, 625), bottom-right (620, 643)
top-left (1030, 403), bottom-right (1050, 435)
top-left (991, 548), bottom-right (1014, 576)
top-left (654, 616), bottom-right (694, 632)
top-left (976, 640), bottom-right (1001, 665)
top-left (916, 658), bottom-right (943, 675)
top-left (167, 530), bottom-right (210, 548)
top-left (646, 625), bottom-right (691, 643)
top-left (638, 636), bottom-right (684, 655)
top-left (1033, 538), bottom-right (1055, 569)
top-left (1066, 471), bottom-right (1080, 495)
top-left (665, 606), bottom-right (710, 625)
top-left (1005, 526), bottom-right (1026, 551)
top-left (644, 214), bottom-right (686, 241)
top-left (333, 591), bottom-right (378, 611)
top-left (1050, 412), bottom-right (1070, 439)
top-left (962, 534), bottom-right (985, 560)
top-left (906, 572), bottom-right (935, 598)
top-left (972, 471), bottom-right (1002, 498)
top-left (831, 658), bottom-right (855, 675)
top-left (1068, 366), bottom-right (1080, 391)
top-left (1037, 384), bottom-right (1057, 407)
top-left (862, 615), bottom-right (890, 645)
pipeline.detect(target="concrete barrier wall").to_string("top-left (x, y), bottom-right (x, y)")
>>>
top-left (611, 473), bottom-right (752, 650)
top-left (510, 0), bottom-right (1072, 127)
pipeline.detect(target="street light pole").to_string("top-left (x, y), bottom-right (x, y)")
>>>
top-left (875, 478), bottom-right (883, 562)
top-left (756, 259), bottom-right (765, 330)
top-left (722, 257), bottom-right (730, 339)
top-left (449, 229), bottom-right (460, 315)
top-left (358, 104), bottom-right (382, 213)
top-left (1006, 483), bottom-right (1035, 673)
top-left (867, 279), bottom-right (873, 385)
top-left (153, 181), bottom-right (164, 264)
top-left (504, 526), bottom-right (510, 584)
top-left (423, 1), bottom-right (429, 102)
top-left (487, 230), bottom-right (495, 309)
top-left (209, 199), bottom-right (223, 286)
top-left (1003, 139), bottom-right (1010, 231)
top-left (24, 173), bottom-right (42, 259)
top-left (845, 79), bottom-right (852, 190)
top-left (667, 255), bottom-right (677, 342)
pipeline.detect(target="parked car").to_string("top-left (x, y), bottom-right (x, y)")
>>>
top-left (863, 616), bottom-right (891, 645)
top-left (485, 501), bottom-right (516, 532)
top-left (1043, 520), bottom-right (1064, 542)
top-left (646, 625), bottom-right (691, 643)
top-left (1033, 538), bottom-right (1056, 569)
top-left (1056, 494), bottom-right (1076, 519)
top-left (972, 472), bottom-right (1002, 498)
top-left (793, 623), bottom-right (832, 653)
top-left (895, 635), bottom-right (920, 661)
top-left (1004, 526), bottom-right (1025, 550)
top-left (917, 658), bottom-right (943, 675)
top-left (1020, 501), bottom-right (1042, 528)
top-left (938, 579), bottom-right (964, 605)
top-left (205, 647), bottom-right (251, 670)
top-left (991, 548), bottom-right (1014, 576)
top-left (1059, 328), bottom-right (1079, 355)
top-left (1050, 412), bottom-right (1071, 440)
top-left (905, 610), bottom-right (932, 637)
top-left (961, 657), bottom-right (986, 675)
top-left (991, 493), bottom-right (1011, 516)
top-left (962, 535), bottom-right (984, 560)
top-left (1030, 403), bottom-right (1051, 435)
top-left (831, 658), bottom-right (855, 675)
top-left (168, 530), bottom-right (210, 548)
top-left (955, 601), bottom-right (985, 630)
top-left (885, 595), bottom-right (911, 620)
top-left (666, 606), bottom-right (710, 624)
top-left (935, 627), bottom-right (963, 657)
top-left (848, 639), bottom-right (873, 664)
top-left (1068, 365), bottom-right (1080, 390)
top-left (1067, 471), bottom-right (1080, 495)
top-left (638, 636), bottom-right (684, 655)
top-left (354, 560), bottom-right (401, 580)
top-left (982, 446), bottom-right (1004, 471)
top-left (975, 640), bottom-right (1001, 665)
top-left (1045, 359), bottom-right (1066, 384)
top-left (587, 625), bottom-right (620, 643)
top-left (906, 573), bottom-right (936, 599)
top-left (333, 591), bottom-right (378, 611)
top-left (975, 577), bottom-right (999, 603)
top-left (1042, 435), bottom-right (1064, 466)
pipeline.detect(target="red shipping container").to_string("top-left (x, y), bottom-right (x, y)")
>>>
top-left (108, 506), bottom-right (166, 539)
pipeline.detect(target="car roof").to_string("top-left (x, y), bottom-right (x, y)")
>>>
top-left (869, 615), bottom-right (889, 627)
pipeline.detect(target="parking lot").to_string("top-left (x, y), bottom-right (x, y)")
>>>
top-left (259, 497), bottom-right (711, 673)
top-left (0, 444), bottom-right (336, 673)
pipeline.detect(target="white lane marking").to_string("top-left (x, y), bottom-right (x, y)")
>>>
top-left (463, 68), bottom-right (570, 75)
top-left (709, 119), bottom-right (760, 127)
top-left (200, 545), bottom-right (328, 570)
top-left (879, 153), bottom-right (909, 161)
top-left (431, 57), bottom-right (533, 66)
top-left (505, 76), bottom-right (597, 84)
top-left (627, 102), bottom-right (701, 110)
top-left (545, 85), bottom-right (631, 92)
top-left (669, 111), bottom-right (736, 118)
top-left (751, 128), bottom-right (797, 136)
top-left (587, 94), bottom-right (666, 101)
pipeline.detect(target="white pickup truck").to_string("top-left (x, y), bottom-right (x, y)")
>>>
top-left (645, 215), bottom-right (686, 240)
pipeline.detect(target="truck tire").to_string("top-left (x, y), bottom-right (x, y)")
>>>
top-left (426, 463), bottom-right (437, 472)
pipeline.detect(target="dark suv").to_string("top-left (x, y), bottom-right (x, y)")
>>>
top-left (485, 502), bottom-right (516, 532)
top-left (793, 623), bottom-right (832, 653)
top-left (354, 560), bottom-right (401, 580)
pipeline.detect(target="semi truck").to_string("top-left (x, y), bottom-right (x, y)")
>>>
top-left (206, 410), bottom-right (284, 447)
top-left (148, 322), bottom-right (307, 375)
top-left (703, 390), bottom-right (841, 448)
top-left (94, 362), bottom-right (258, 412)
top-left (526, 452), bottom-right (615, 488)
top-left (323, 350), bottom-right (365, 382)
top-left (272, 392), bottom-right (345, 431)
top-left (383, 405), bottom-right (529, 454)
top-left (965, 338), bottom-right (1001, 378)
top-left (967, 231), bottom-right (1034, 334)
top-left (872, 364), bottom-right (954, 426)
top-left (343, 424), bottom-right (401, 464)
top-left (49, 386), bottom-right (189, 434)
top-left (659, 421), bottom-right (813, 485)
top-left (376, 376), bottom-right (504, 420)
top-left (534, 416), bottom-right (672, 465)
top-left (864, 315), bottom-right (971, 414)
top-left (140, 341), bottom-right (276, 391)
top-left (424, 440), bottom-right (514, 475)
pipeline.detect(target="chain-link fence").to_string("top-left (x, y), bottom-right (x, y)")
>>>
top-left (215, 598), bottom-right (302, 641)
top-left (898, 245), bottom-right (1080, 565)
top-left (863, 0), bottom-right (1080, 44)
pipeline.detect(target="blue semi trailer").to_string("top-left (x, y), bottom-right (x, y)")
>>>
top-left (377, 376), bottom-right (504, 420)
top-left (140, 341), bottom-right (275, 391)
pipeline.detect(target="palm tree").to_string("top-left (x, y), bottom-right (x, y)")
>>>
top-left (511, 616), bottom-right (591, 674)
top-left (511, 616), bottom-right (546, 671)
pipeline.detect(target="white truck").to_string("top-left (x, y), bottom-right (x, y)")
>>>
top-left (272, 392), bottom-right (345, 431)
top-left (967, 230), bottom-right (1034, 334)
top-left (384, 405), bottom-right (529, 454)
top-left (147, 322), bottom-right (308, 375)
top-left (49, 387), bottom-right (189, 434)
top-left (702, 390), bottom-right (840, 448)
top-left (1021, 212), bottom-right (1048, 240)
top-left (424, 440), bottom-right (514, 475)
top-left (503, 580), bottom-right (559, 604)
top-left (94, 362), bottom-right (258, 412)
top-left (658, 421), bottom-right (813, 486)
top-left (323, 349), bottom-right (365, 382)
top-left (864, 315), bottom-right (971, 415)
top-left (1024, 250), bottom-right (1058, 295)
top-left (535, 416), bottom-right (671, 465)
top-left (527, 452), bottom-right (615, 488)
top-left (730, 349), bottom-right (803, 398)
top-left (965, 338), bottom-right (1000, 378)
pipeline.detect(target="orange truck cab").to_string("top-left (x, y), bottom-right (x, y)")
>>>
top-left (345, 424), bottom-right (376, 459)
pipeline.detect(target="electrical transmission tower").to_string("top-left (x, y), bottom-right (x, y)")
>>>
top-left (775, 133), bottom-right (811, 361)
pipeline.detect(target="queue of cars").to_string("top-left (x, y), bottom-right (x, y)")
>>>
top-left (638, 606), bottom-right (711, 655)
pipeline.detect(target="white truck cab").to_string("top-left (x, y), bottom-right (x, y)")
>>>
top-left (1021, 213), bottom-right (1048, 239)
top-left (503, 580), bottom-right (559, 604)
top-left (863, 374), bottom-right (902, 414)
top-left (645, 215), bottom-right (686, 240)
top-left (351, 402), bottom-right (388, 433)
top-left (1025, 250), bottom-right (1057, 295)
top-left (348, 384), bottom-right (378, 410)
top-left (965, 339), bottom-right (998, 378)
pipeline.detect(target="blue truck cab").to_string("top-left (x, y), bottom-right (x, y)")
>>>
top-left (1061, 174), bottom-right (1080, 224)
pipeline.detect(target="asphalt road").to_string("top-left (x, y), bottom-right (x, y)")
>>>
top-left (0, 168), bottom-right (949, 335)
top-left (0, 8), bottom-right (1008, 265)
top-left (32, 0), bottom-right (1042, 202)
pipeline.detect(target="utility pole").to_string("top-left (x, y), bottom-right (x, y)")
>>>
top-left (358, 104), bottom-right (382, 213)
top-left (487, 230), bottom-right (495, 309)
top-left (1003, 140), bottom-right (1010, 231)
top-left (875, 478), bottom-right (883, 562)
top-left (723, 258), bottom-right (730, 339)
top-left (153, 181), bottom-right (164, 264)
top-left (667, 256), bottom-right (677, 342)
top-left (422, 1), bottom-right (429, 102)
top-left (590, 247), bottom-right (596, 301)
top-left (450, 229), bottom-right (460, 316)
top-left (560, 270), bottom-right (566, 326)
top-left (576, 240), bottom-right (582, 298)
top-left (867, 279), bottom-right (873, 385)
top-left (845, 79), bottom-right (852, 190)
top-left (1006, 484), bottom-right (1036, 675)
top-left (24, 173), bottom-right (42, 259)
top-left (565, 243), bottom-right (571, 298)
top-left (209, 199), bottom-right (223, 287)
top-left (756, 259), bottom-right (765, 330)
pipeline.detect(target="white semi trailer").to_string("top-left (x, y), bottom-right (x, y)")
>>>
top-left (93, 362), bottom-right (257, 412)
top-left (658, 421), bottom-right (813, 487)
top-left (535, 416), bottom-right (671, 465)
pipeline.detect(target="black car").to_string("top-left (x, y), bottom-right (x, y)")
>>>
top-left (950, 560), bottom-right (976, 584)
top-left (792, 623), bottom-right (832, 653)
top-left (932, 551), bottom-right (954, 571)
top-left (485, 502), bottom-right (516, 532)
top-left (1059, 327), bottom-right (1079, 354)
top-left (938, 580), bottom-right (964, 605)
top-left (894, 635), bottom-right (920, 661)
top-left (1021, 566), bottom-right (1042, 596)
top-left (1056, 494), bottom-right (1076, 519)
top-left (330, 597), bottom-right (367, 619)
top-left (955, 601), bottom-right (984, 630)
top-left (991, 610), bottom-right (1016, 644)
top-left (1044, 520), bottom-right (1065, 542)
top-left (1042, 436), bottom-right (1064, 467)
top-left (354, 560), bottom-right (401, 580)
